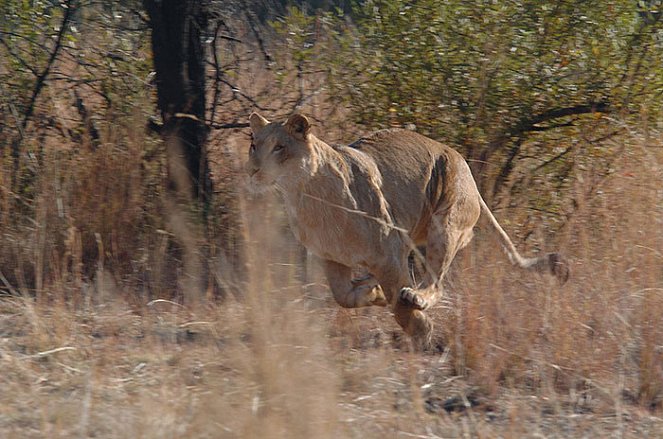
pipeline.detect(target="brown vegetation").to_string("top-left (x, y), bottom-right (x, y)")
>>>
top-left (1, 2), bottom-right (662, 437)
top-left (1, 118), bottom-right (662, 437)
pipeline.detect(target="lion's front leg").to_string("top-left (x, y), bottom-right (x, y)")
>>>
top-left (367, 257), bottom-right (434, 350)
top-left (323, 260), bottom-right (388, 308)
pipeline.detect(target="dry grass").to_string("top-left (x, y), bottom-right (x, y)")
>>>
top-left (1, 128), bottom-right (663, 438)
top-left (2, 5), bottom-right (662, 436)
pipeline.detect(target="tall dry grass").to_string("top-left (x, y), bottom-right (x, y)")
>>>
top-left (1, 112), bottom-right (662, 438)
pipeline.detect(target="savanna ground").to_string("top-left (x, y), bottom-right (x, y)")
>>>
top-left (2, 2), bottom-right (663, 438)
top-left (2, 129), bottom-right (662, 438)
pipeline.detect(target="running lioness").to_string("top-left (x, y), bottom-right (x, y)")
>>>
top-left (246, 113), bottom-right (569, 346)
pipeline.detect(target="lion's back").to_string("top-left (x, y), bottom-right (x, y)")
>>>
top-left (344, 129), bottom-right (464, 234)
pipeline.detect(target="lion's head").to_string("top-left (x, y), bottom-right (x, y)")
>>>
top-left (245, 112), bottom-right (316, 192)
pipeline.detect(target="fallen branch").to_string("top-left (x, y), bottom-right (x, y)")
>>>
top-left (210, 121), bottom-right (249, 129)
top-left (22, 346), bottom-right (77, 360)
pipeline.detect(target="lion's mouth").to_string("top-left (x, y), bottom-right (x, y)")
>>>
top-left (246, 172), bottom-right (276, 195)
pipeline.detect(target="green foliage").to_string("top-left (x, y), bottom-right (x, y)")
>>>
top-left (0, 0), bottom-right (152, 123)
top-left (1, 1), bottom-right (73, 103)
top-left (272, 6), bottom-right (320, 65)
top-left (276, 0), bottom-right (663, 197)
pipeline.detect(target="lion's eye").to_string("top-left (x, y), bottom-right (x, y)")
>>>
top-left (273, 144), bottom-right (285, 153)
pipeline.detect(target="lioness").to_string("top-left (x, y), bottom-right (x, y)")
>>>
top-left (246, 112), bottom-right (569, 346)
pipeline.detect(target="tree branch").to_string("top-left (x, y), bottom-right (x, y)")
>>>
top-left (492, 139), bottom-right (522, 198)
top-left (528, 120), bottom-right (575, 132)
top-left (10, 0), bottom-right (77, 188)
top-left (73, 89), bottom-right (100, 148)
top-left (208, 20), bottom-right (223, 126)
top-left (507, 102), bottom-right (610, 138)
top-left (243, 9), bottom-right (273, 65)
top-left (20, 0), bottom-right (78, 132)
top-left (476, 101), bottom-right (611, 194)
top-left (533, 145), bottom-right (574, 173)
top-left (0, 37), bottom-right (40, 76)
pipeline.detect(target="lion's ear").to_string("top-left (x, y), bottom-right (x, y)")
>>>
top-left (249, 112), bottom-right (269, 134)
top-left (284, 114), bottom-right (311, 140)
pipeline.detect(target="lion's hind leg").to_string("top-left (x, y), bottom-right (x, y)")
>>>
top-left (400, 199), bottom-right (480, 310)
top-left (323, 260), bottom-right (388, 308)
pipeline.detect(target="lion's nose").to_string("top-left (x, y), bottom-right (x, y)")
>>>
top-left (245, 162), bottom-right (260, 177)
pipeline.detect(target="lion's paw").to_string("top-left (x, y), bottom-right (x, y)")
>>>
top-left (398, 287), bottom-right (428, 310)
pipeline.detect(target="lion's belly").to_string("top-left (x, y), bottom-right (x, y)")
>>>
top-left (285, 203), bottom-right (380, 267)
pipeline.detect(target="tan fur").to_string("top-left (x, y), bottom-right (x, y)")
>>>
top-left (246, 113), bottom-right (570, 348)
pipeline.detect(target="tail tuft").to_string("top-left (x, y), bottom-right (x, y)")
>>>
top-left (479, 194), bottom-right (570, 284)
top-left (546, 252), bottom-right (570, 285)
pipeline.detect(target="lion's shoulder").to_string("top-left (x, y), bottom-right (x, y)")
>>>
top-left (347, 128), bottom-right (413, 150)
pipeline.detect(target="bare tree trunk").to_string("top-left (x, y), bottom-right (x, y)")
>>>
top-left (143, 0), bottom-right (212, 210)
top-left (144, 0), bottom-right (211, 303)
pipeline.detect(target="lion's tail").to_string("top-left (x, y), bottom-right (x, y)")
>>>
top-left (478, 195), bottom-right (569, 284)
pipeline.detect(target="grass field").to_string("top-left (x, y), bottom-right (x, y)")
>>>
top-left (1, 126), bottom-right (662, 438)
